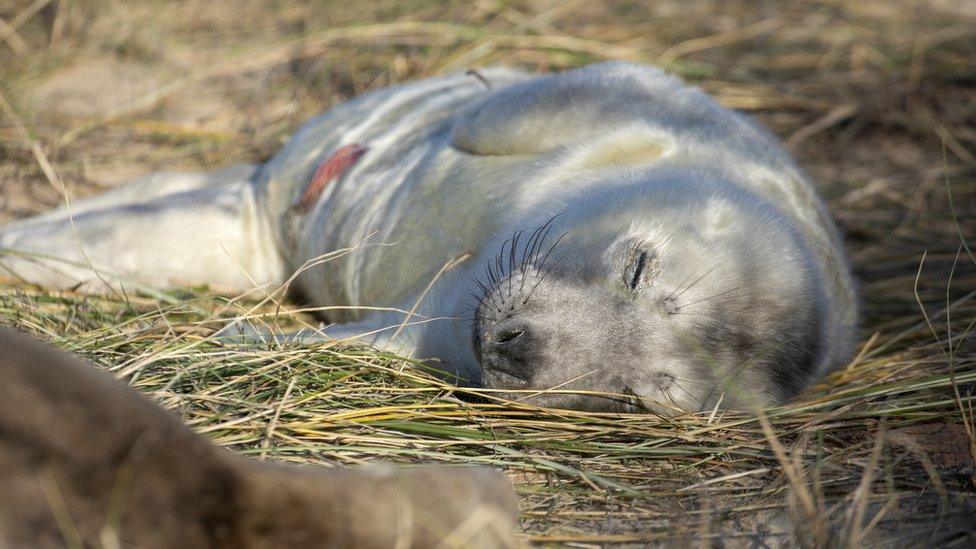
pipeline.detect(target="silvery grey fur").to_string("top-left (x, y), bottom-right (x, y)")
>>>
top-left (0, 62), bottom-right (857, 412)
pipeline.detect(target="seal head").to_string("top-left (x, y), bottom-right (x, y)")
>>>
top-left (473, 171), bottom-right (826, 414)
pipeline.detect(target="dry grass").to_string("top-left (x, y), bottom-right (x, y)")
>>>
top-left (1, 0), bottom-right (975, 546)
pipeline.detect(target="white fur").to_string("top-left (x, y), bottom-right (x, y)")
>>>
top-left (0, 63), bottom-right (857, 412)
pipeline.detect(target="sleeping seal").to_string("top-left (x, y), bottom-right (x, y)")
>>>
top-left (0, 62), bottom-right (857, 413)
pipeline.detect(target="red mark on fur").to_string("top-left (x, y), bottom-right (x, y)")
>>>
top-left (291, 143), bottom-right (368, 214)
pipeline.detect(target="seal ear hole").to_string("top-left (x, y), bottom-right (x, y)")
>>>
top-left (703, 199), bottom-right (738, 238)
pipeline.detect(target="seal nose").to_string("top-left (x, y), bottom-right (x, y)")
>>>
top-left (480, 321), bottom-right (534, 383)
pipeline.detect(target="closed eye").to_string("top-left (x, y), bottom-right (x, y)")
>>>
top-left (629, 250), bottom-right (647, 291)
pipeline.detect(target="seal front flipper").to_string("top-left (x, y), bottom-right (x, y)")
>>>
top-left (216, 317), bottom-right (474, 384)
top-left (451, 62), bottom-right (683, 157)
top-left (217, 316), bottom-right (410, 352)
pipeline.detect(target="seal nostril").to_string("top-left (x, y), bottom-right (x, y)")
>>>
top-left (494, 329), bottom-right (524, 345)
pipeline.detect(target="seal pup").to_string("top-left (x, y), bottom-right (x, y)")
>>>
top-left (0, 62), bottom-right (857, 412)
top-left (0, 327), bottom-right (518, 548)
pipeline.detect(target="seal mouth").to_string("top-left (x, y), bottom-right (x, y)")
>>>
top-left (481, 359), bottom-right (532, 385)
top-left (483, 368), bottom-right (531, 388)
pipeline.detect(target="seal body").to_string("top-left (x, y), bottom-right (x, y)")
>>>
top-left (0, 62), bottom-right (857, 412)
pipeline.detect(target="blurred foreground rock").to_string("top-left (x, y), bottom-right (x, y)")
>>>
top-left (0, 327), bottom-right (519, 548)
